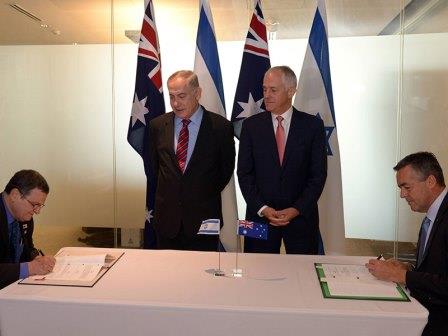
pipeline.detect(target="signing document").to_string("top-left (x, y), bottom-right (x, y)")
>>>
top-left (315, 263), bottom-right (409, 301)
top-left (43, 253), bottom-right (108, 282)
top-left (19, 247), bottom-right (124, 287)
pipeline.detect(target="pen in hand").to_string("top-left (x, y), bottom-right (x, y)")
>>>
top-left (38, 249), bottom-right (45, 256)
top-left (377, 254), bottom-right (383, 260)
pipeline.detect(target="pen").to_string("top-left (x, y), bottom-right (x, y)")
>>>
top-left (377, 254), bottom-right (383, 260)
top-left (38, 249), bottom-right (45, 256)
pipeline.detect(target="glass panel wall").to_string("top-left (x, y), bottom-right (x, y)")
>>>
top-left (0, 1), bottom-right (115, 254)
top-left (398, 1), bottom-right (448, 262)
top-left (2, 0), bottom-right (446, 257)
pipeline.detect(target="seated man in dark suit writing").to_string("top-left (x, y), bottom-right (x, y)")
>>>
top-left (367, 152), bottom-right (448, 335)
top-left (1, 170), bottom-right (55, 289)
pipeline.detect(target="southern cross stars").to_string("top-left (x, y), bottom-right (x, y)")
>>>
top-left (131, 94), bottom-right (149, 127)
top-left (145, 208), bottom-right (153, 224)
top-left (236, 92), bottom-right (264, 119)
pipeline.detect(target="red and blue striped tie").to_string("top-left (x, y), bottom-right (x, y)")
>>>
top-left (176, 119), bottom-right (191, 173)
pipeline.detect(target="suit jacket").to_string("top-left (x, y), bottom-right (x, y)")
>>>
top-left (0, 193), bottom-right (38, 289)
top-left (406, 191), bottom-right (448, 335)
top-left (149, 108), bottom-right (235, 239)
top-left (237, 108), bottom-right (327, 239)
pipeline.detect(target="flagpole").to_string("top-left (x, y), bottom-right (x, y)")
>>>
top-left (218, 238), bottom-right (221, 272)
top-left (233, 223), bottom-right (243, 277)
top-left (215, 237), bottom-right (225, 276)
top-left (236, 235), bottom-right (239, 271)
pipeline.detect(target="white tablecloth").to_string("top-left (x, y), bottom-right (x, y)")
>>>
top-left (0, 247), bottom-right (428, 336)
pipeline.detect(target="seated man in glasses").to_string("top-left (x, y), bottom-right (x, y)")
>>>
top-left (0, 169), bottom-right (55, 289)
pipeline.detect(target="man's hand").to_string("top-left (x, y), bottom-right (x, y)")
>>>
top-left (262, 207), bottom-right (300, 226)
top-left (261, 207), bottom-right (282, 224)
top-left (28, 255), bottom-right (56, 276)
top-left (365, 258), bottom-right (407, 284)
top-left (267, 207), bottom-right (300, 226)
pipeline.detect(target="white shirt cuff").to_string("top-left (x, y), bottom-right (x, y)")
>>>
top-left (257, 205), bottom-right (268, 217)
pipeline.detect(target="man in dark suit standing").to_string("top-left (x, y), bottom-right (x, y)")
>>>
top-left (1, 170), bottom-right (55, 289)
top-left (237, 66), bottom-right (327, 254)
top-left (367, 152), bottom-right (448, 335)
top-left (149, 70), bottom-right (235, 251)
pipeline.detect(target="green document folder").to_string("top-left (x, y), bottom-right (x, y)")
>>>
top-left (315, 263), bottom-right (410, 301)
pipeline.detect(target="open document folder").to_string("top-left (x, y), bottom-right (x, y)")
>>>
top-left (315, 263), bottom-right (410, 301)
top-left (19, 248), bottom-right (124, 287)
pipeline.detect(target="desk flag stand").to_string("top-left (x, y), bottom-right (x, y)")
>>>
top-left (197, 219), bottom-right (225, 276)
top-left (232, 220), bottom-right (269, 278)
top-left (232, 232), bottom-right (243, 277)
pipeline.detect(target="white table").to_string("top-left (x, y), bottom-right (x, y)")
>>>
top-left (0, 248), bottom-right (428, 336)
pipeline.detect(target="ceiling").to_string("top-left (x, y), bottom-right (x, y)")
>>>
top-left (0, 0), bottom-right (447, 45)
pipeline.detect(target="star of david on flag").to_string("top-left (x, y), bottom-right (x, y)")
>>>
top-left (198, 219), bottom-right (221, 235)
top-left (294, 0), bottom-right (345, 254)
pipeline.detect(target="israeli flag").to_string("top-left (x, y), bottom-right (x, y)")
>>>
top-left (194, 0), bottom-right (238, 251)
top-left (197, 219), bottom-right (220, 235)
top-left (194, 0), bottom-right (225, 116)
top-left (294, 0), bottom-right (345, 254)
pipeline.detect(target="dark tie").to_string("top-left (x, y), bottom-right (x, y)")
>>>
top-left (417, 216), bottom-right (431, 268)
top-left (176, 119), bottom-right (191, 173)
top-left (9, 220), bottom-right (21, 263)
top-left (275, 116), bottom-right (285, 164)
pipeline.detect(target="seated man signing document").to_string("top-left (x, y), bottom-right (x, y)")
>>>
top-left (0, 170), bottom-right (55, 288)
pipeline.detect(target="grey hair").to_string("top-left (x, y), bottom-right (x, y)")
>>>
top-left (265, 66), bottom-right (297, 89)
top-left (168, 70), bottom-right (199, 89)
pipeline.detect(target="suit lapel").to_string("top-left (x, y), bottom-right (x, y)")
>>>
top-left (262, 112), bottom-right (281, 169)
top-left (282, 108), bottom-right (304, 170)
top-left (184, 109), bottom-right (209, 175)
top-left (420, 192), bottom-right (448, 265)
top-left (164, 113), bottom-right (182, 175)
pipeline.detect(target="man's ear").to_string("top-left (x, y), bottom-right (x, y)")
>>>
top-left (426, 174), bottom-right (437, 189)
top-left (195, 87), bottom-right (202, 101)
top-left (287, 87), bottom-right (297, 99)
top-left (9, 188), bottom-right (21, 200)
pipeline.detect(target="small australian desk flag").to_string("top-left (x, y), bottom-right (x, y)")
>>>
top-left (237, 220), bottom-right (268, 240)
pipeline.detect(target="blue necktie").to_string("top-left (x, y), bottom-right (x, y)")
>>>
top-left (9, 220), bottom-right (22, 263)
top-left (417, 217), bottom-right (431, 268)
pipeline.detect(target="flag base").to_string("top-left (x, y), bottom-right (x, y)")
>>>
top-left (232, 268), bottom-right (243, 278)
top-left (213, 269), bottom-right (226, 277)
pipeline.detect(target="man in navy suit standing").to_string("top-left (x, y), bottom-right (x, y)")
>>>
top-left (237, 66), bottom-right (327, 254)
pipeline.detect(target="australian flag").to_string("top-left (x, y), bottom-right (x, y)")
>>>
top-left (127, 0), bottom-right (165, 249)
top-left (231, 0), bottom-right (270, 138)
top-left (237, 220), bottom-right (268, 240)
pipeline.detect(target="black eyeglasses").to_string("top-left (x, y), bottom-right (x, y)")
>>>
top-left (21, 194), bottom-right (45, 211)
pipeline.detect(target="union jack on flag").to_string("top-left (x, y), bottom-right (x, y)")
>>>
top-left (231, 0), bottom-right (270, 138)
top-left (237, 220), bottom-right (268, 240)
top-left (238, 220), bottom-right (254, 229)
top-left (128, 0), bottom-right (165, 249)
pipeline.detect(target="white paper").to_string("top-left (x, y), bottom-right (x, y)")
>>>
top-left (321, 264), bottom-right (401, 298)
top-left (30, 254), bottom-right (108, 282)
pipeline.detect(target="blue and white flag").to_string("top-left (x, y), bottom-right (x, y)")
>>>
top-left (294, 0), bottom-right (345, 254)
top-left (194, 0), bottom-right (225, 116)
top-left (198, 219), bottom-right (220, 235)
top-left (194, 0), bottom-right (238, 251)
top-left (231, 0), bottom-right (270, 138)
top-left (237, 220), bottom-right (268, 240)
top-left (127, 0), bottom-right (165, 249)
